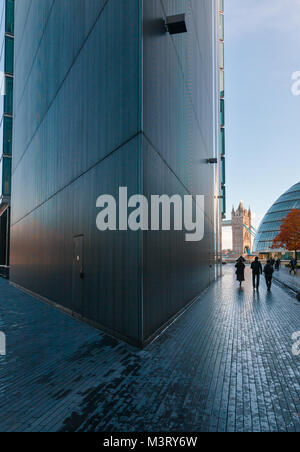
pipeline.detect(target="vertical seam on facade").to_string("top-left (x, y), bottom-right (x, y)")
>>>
top-left (140, 0), bottom-right (144, 345)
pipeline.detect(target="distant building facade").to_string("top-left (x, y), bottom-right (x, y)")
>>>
top-left (231, 202), bottom-right (252, 257)
top-left (219, 0), bottom-right (226, 219)
top-left (0, 0), bottom-right (14, 271)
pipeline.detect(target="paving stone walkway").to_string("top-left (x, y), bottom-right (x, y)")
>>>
top-left (0, 266), bottom-right (300, 432)
top-left (273, 266), bottom-right (300, 293)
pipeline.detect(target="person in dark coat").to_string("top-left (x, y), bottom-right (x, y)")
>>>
top-left (275, 259), bottom-right (281, 271)
top-left (251, 257), bottom-right (263, 290)
top-left (290, 258), bottom-right (297, 275)
top-left (235, 257), bottom-right (245, 288)
top-left (264, 260), bottom-right (274, 291)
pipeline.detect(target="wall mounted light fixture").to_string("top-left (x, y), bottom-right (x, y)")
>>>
top-left (165, 14), bottom-right (187, 35)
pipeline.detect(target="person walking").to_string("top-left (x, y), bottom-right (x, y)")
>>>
top-left (275, 258), bottom-right (281, 271)
top-left (264, 260), bottom-right (274, 291)
top-left (235, 257), bottom-right (245, 288)
top-left (290, 258), bottom-right (297, 275)
top-left (251, 257), bottom-right (263, 290)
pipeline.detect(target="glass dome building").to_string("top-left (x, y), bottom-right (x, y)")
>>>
top-left (253, 182), bottom-right (300, 253)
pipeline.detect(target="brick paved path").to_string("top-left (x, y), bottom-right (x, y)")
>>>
top-left (0, 266), bottom-right (300, 432)
top-left (273, 266), bottom-right (300, 293)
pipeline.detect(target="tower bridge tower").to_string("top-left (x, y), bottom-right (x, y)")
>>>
top-left (231, 202), bottom-right (252, 257)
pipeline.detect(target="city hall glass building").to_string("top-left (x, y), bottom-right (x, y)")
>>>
top-left (11, 0), bottom-right (223, 347)
top-left (253, 182), bottom-right (300, 254)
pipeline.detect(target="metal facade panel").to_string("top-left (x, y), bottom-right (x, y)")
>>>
top-left (12, 0), bottom-right (141, 191)
top-left (141, 0), bottom-right (217, 340)
top-left (11, 0), bottom-right (143, 344)
top-left (142, 138), bottom-right (215, 341)
top-left (142, 0), bottom-right (215, 196)
top-left (11, 136), bottom-right (143, 343)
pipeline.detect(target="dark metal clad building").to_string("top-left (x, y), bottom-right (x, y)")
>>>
top-left (10, 0), bottom-right (222, 346)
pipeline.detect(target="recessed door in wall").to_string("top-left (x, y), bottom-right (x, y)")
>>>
top-left (72, 235), bottom-right (84, 316)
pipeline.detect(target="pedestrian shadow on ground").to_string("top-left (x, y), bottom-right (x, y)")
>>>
top-left (236, 287), bottom-right (245, 305)
top-left (253, 291), bottom-right (261, 301)
top-left (265, 291), bottom-right (274, 302)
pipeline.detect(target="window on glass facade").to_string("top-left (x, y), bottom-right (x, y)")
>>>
top-left (5, 36), bottom-right (14, 74)
top-left (220, 99), bottom-right (225, 126)
top-left (220, 127), bottom-right (225, 155)
top-left (278, 191), bottom-right (300, 202)
top-left (2, 156), bottom-right (11, 196)
top-left (5, 0), bottom-right (14, 34)
top-left (219, 0), bottom-right (224, 12)
top-left (264, 211), bottom-right (289, 222)
top-left (259, 232), bottom-right (278, 241)
top-left (3, 116), bottom-right (12, 155)
top-left (260, 222), bottom-right (281, 232)
top-left (221, 157), bottom-right (226, 185)
top-left (219, 41), bottom-right (224, 69)
top-left (219, 14), bottom-right (224, 41)
top-left (269, 200), bottom-right (300, 213)
top-left (221, 186), bottom-right (226, 215)
top-left (4, 76), bottom-right (13, 114)
top-left (220, 70), bottom-right (224, 97)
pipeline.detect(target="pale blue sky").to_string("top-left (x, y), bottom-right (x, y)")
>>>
top-left (223, 0), bottom-right (300, 248)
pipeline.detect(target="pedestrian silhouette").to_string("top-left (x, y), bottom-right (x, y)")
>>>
top-left (235, 257), bottom-right (245, 288)
top-left (251, 257), bottom-right (262, 290)
top-left (275, 258), bottom-right (281, 271)
top-left (289, 258), bottom-right (297, 275)
top-left (264, 260), bottom-right (274, 291)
